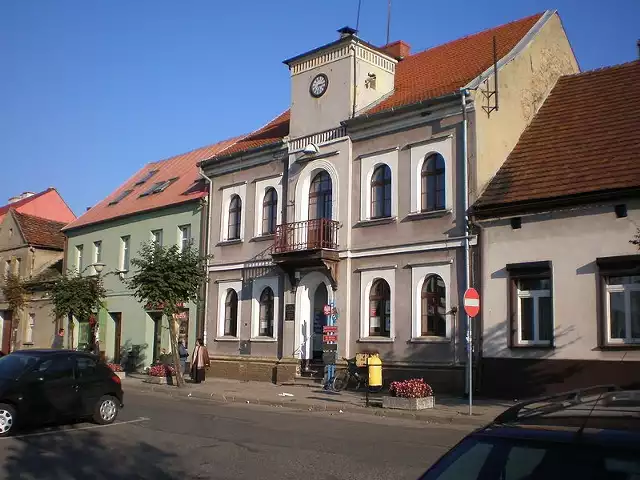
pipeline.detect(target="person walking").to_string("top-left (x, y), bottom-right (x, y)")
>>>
top-left (51, 328), bottom-right (64, 349)
top-left (190, 338), bottom-right (210, 384)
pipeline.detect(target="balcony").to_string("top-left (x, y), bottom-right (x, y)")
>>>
top-left (271, 218), bottom-right (340, 289)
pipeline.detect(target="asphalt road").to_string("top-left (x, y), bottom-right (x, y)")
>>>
top-left (0, 390), bottom-right (472, 480)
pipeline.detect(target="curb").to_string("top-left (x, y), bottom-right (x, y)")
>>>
top-left (123, 381), bottom-right (490, 427)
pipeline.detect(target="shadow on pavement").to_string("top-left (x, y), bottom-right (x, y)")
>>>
top-left (2, 422), bottom-right (182, 480)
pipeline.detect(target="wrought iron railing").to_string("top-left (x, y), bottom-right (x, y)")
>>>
top-left (273, 218), bottom-right (339, 253)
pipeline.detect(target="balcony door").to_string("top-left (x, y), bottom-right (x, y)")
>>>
top-left (308, 171), bottom-right (332, 248)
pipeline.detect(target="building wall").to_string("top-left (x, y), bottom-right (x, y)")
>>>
top-left (471, 12), bottom-right (579, 200)
top-left (64, 202), bottom-right (203, 366)
top-left (480, 200), bottom-right (640, 398)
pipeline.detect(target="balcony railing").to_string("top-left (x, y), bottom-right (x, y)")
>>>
top-left (273, 219), bottom-right (339, 254)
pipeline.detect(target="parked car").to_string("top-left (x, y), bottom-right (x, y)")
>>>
top-left (418, 385), bottom-right (640, 479)
top-left (0, 349), bottom-right (124, 437)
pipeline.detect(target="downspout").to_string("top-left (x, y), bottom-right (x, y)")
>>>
top-left (198, 168), bottom-right (214, 345)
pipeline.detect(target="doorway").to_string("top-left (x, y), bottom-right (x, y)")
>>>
top-left (308, 171), bottom-right (333, 248)
top-left (294, 271), bottom-right (333, 363)
top-left (1, 310), bottom-right (12, 354)
top-left (312, 284), bottom-right (328, 360)
top-left (109, 312), bottom-right (122, 363)
top-left (148, 312), bottom-right (163, 362)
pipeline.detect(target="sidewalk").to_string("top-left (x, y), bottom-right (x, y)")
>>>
top-left (122, 374), bottom-right (512, 427)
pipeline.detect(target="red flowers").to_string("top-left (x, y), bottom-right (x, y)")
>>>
top-left (389, 378), bottom-right (433, 398)
top-left (148, 364), bottom-right (176, 377)
top-left (107, 363), bottom-right (123, 372)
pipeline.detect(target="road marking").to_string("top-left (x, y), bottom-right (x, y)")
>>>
top-left (0, 416), bottom-right (150, 441)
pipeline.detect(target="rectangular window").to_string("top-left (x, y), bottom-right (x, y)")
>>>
top-left (507, 262), bottom-right (553, 347)
top-left (151, 229), bottom-right (163, 247)
top-left (93, 241), bottom-right (102, 264)
top-left (108, 189), bottom-right (133, 206)
top-left (76, 245), bottom-right (84, 272)
top-left (120, 236), bottom-right (130, 271)
top-left (605, 275), bottom-right (640, 344)
top-left (178, 225), bottom-right (191, 252)
top-left (25, 313), bottom-right (35, 344)
top-left (134, 169), bottom-right (159, 186)
top-left (4, 259), bottom-right (10, 277)
top-left (14, 257), bottom-right (21, 276)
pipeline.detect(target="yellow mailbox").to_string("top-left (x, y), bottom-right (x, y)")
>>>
top-left (367, 353), bottom-right (382, 387)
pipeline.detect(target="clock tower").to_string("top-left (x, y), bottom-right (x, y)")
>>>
top-left (284, 27), bottom-right (398, 139)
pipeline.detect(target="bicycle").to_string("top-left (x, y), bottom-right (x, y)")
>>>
top-left (331, 357), bottom-right (383, 393)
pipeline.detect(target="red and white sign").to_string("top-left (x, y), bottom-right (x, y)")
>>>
top-left (323, 305), bottom-right (332, 316)
top-left (323, 335), bottom-right (338, 343)
top-left (323, 326), bottom-right (337, 334)
top-left (463, 288), bottom-right (480, 318)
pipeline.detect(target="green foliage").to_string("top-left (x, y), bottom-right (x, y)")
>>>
top-left (632, 228), bottom-right (640, 248)
top-left (1, 272), bottom-right (27, 312)
top-left (50, 270), bottom-right (107, 321)
top-left (126, 242), bottom-right (208, 318)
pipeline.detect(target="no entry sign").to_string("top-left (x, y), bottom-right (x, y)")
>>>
top-left (463, 288), bottom-right (480, 318)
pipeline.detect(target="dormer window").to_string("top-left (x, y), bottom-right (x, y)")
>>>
top-left (139, 178), bottom-right (179, 197)
top-left (134, 169), bottom-right (159, 186)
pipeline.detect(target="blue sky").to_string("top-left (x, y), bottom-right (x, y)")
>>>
top-left (1, 0), bottom-right (638, 216)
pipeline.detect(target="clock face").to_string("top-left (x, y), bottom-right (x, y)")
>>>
top-left (310, 73), bottom-right (328, 98)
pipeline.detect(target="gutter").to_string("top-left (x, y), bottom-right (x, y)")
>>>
top-left (198, 168), bottom-right (214, 345)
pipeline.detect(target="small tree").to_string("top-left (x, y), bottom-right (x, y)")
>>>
top-left (1, 273), bottom-right (28, 350)
top-left (126, 242), bottom-right (209, 387)
top-left (632, 228), bottom-right (640, 247)
top-left (50, 270), bottom-right (106, 349)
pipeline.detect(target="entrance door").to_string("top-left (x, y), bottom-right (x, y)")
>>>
top-left (1, 311), bottom-right (13, 354)
top-left (308, 171), bottom-right (332, 248)
top-left (311, 285), bottom-right (328, 361)
top-left (149, 312), bottom-right (163, 362)
top-left (109, 312), bottom-right (122, 363)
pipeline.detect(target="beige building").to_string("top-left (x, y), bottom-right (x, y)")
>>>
top-left (200, 11), bottom-right (578, 393)
top-left (472, 61), bottom-right (640, 399)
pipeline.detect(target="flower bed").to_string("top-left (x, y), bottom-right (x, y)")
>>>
top-left (383, 378), bottom-right (434, 410)
top-left (148, 364), bottom-right (176, 377)
top-left (107, 363), bottom-right (123, 372)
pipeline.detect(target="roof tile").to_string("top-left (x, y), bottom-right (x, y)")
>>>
top-left (13, 211), bottom-right (67, 250)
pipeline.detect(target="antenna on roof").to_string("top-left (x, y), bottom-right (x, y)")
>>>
top-left (386, 0), bottom-right (391, 45)
top-left (481, 35), bottom-right (499, 118)
top-left (355, 0), bottom-right (363, 32)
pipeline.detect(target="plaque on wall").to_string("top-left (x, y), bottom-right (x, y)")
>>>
top-left (285, 304), bottom-right (295, 322)
top-left (239, 341), bottom-right (251, 355)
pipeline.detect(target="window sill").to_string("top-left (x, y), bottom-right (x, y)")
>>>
top-left (250, 337), bottom-right (277, 343)
top-left (357, 337), bottom-right (395, 343)
top-left (409, 337), bottom-right (450, 344)
top-left (598, 342), bottom-right (640, 350)
top-left (216, 239), bottom-right (243, 247)
top-left (353, 217), bottom-right (397, 228)
top-left (22, 342), bottom-right (34, 346)
top-left (250, 234), bottom-right (275, 243)
top-left (510, 342), bottom-right (553, 349)
top-left (215, 336), bottom-right (240, 342)
top-left (403, 210), bottom-right (451, 222)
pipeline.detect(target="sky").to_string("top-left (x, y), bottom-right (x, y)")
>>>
top-left (1, 0), bottom-right (638, 216)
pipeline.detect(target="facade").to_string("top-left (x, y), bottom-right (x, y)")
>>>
top-left (472, 61), bottom-right (640, 399)
top-left (200, 11), bottom-right (578, 392)
top-left (0, 189), bottom-right (76, 353)
top-left (62, 138), bottom-right (239, 367)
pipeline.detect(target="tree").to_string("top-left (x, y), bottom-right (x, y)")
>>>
top-left (631, 228), bottom-right (640, 247)
top-left (50, 270), bottom-right (107, 349)
top-left (1, 272), bottom-right (27, 313)
top-left (125, 242), bottom-right (209, 387)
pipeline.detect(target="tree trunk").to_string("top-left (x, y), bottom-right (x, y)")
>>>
top-left (168, 312), bottom-right (185, 387)
top-left (67, 313), bottom-right (74, 349)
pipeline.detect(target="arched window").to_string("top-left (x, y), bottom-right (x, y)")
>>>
top-left (224, 290), bottom-right (238, 337)
top-left (259, 287), bottom-right (274, 337)
top-left (421, 153), bottom-right (445, 212)
top-left (370, 164), bottom-right (392, 219)
top-left (228, 195), bottom-right (242, 240)
top-left (368, 279), bottom-right (391, 337)
top-left (421, 275), bottom-right (446, 337)
top-left (309, 171), bottom-right (332, 220)
top-left (262, 188), bottom-right (278, 235)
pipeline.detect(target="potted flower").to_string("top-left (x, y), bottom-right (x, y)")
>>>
top-left (144, 362), bottom-right (177, 385)
top-left (383, 378), bottom-right (434, 410)
top-left (107, 362), bottom-right (126, 380)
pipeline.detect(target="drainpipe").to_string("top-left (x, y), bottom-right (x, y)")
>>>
top-left (460, 88), bottom-right (472, 409)
top-left (198, 168), bottom-right (214, 345)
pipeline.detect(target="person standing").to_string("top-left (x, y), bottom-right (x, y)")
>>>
top-left (51, 328), bottom-right (64, 349)
top-left (190, 339), bottom-right (210, 384)
top-left (178, 340), bottom-right (189, 374)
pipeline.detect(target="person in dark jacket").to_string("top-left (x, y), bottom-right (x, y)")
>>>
top-left (51, 328), bottom-right (64, 349)
top-left (178, 340), bottom-right (189, 374)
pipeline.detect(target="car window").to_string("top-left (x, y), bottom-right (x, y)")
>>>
top-left (0, 354), bottom-right (39, 379)
top-left (38, 356), bottom-right (75, 380)
top-left (75, 356), bottom-right (98, 378)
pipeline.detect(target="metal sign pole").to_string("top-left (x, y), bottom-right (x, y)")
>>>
top-left (468, 317), bottom-right (472, 416)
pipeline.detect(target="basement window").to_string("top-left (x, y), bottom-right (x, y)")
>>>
top-left (108, 189), bottom-right (133, 206)
top-left (135, 169), bottom-right (159, 186)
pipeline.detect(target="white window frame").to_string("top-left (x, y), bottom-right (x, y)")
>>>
top-left (25, 312), bottom-right (35, 344)
top-left (359, 148), bottom-right (398, 221)
top-left (151, 229), bottom-right (163, 247)
top-left (178, 225), bottom-right (191, 252)
top-left (359, 268), bottom-right (395, 342)
top-left (120, 236), bottom-right (130, 271)
top-left (409, 136), bottom-right (453, 214)
top-left (411, 263), bottom-right (452, 341)
top-left (253, 176), bottom-right (283, 237)
top-left (76, 245), bottom-right (84, 272)
top-left (516, 285), bottom-right (552, 346)
top-left (605, 281), bottom-right (640, 345)
top-left (220, 183), bottom-right (247, 242)
top-left (217, 280), bottom-right (242, 339)
top-left (251, 276), bottom-right (279, 341)
top-left (293, 159), bottom-right (339, 223)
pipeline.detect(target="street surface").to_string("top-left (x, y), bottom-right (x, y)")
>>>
top-left (0, 390), bottom-right (471, 479)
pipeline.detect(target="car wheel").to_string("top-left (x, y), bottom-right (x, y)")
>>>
top-left (93, 395), bottom-right (119, 425)
top-left (0, 403), bottom-right (16, 438)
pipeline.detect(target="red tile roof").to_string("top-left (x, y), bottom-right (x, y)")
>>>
top-left (13, 210), bottom-right (66, 250)
top-left (210, 12), bottom-right (544, 160)
top-left (0, 188), bottom-right (75, 225)
top-left (474, 61), bottom-right (640, 211)
top-left (64, 137), bottom-right (241, 231)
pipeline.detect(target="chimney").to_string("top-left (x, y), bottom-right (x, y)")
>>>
top-left (337, 26), bottom-right (358, 39)
top-left (381, 40), bottom-right (411, 60)
top-left (7, 191), bottom-right (36, 204)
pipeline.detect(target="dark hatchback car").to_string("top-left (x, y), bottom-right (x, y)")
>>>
top-left (0, 349), bottom-right (124, 437)
top-left (418, 385), bottom-right (640, 479)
